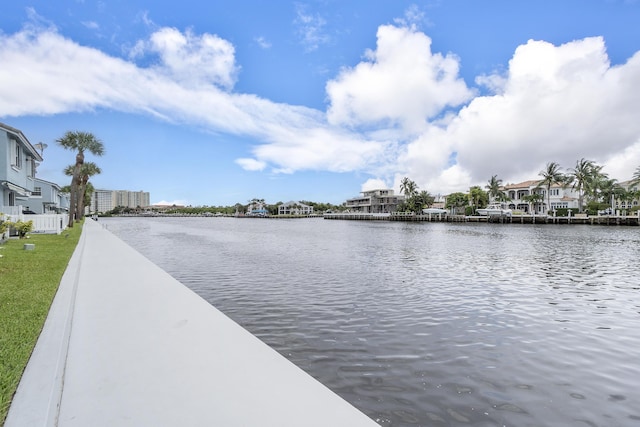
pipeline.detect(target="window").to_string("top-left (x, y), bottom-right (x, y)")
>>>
top-left (10, 139), bottom-right (22, 169)
top-left (32, 186), bottom-right (42, 196)
top-left (27, 158), bottom-right (36, 178)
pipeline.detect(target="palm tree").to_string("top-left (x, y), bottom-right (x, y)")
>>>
top-left (522, 193), bottom-right (544, 214)
top-left (566, 158), bottom-right (597, 213)
top-left (485, 175), bottom-right (506, 203)
top-left (64, 162), bottom-right (102, 220)
top-left (400, 177), bottom-right (418, 198)
top-left (537, 162), bottom-right (565, 214)
top-left (469, 186), bottom-right (488, 213)
top-left (57, 131), bottom-right (105, 227)
top-left (77, 162), bottom-right (102, 220)
top-left (415, 190), bottom-right (435, 212)
top-left (631, 166), bottom-right (640, 186)
top-left (583, 164), bottom-right (608, 207)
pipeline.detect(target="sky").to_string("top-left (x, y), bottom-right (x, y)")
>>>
top-left (1, 1), bottom-right (640, 207)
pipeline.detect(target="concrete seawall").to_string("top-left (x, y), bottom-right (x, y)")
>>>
top-left (6, 220), bottom-right (377, 426)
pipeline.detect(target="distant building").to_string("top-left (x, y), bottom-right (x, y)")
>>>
top-left (246, 200), bottom-right (270, 216)
top-left (93, 189), bottom-right (115, 213)
top-left (278, 201), bottom-right (314, 216)
top-left (90, 189), bottom-right (150, 213)
top-left (344, 189), bottom-right (404, 214)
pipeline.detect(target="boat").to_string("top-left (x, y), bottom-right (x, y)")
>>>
top-left (476, 204), bottom-right (512, 216)
top-left (422, 208), bottom-right (448, 215)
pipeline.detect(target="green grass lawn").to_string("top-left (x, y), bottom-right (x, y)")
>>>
top-left (0, 223), bottom-right (83, 424)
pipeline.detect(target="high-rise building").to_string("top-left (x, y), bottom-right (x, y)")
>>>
top-left (91, 189), bottom-right (150, 213)
top-left (93, 189), bottom-right (115, 213)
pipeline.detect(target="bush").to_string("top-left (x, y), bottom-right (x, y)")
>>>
top-left (0, 215), bottom-right (8, 237)
top-left (465, 206), bottom-right (475, 216)
top-left (13, 220), bottom-right (34, 239)
top-left (553, 208), bottom-right (579, 217)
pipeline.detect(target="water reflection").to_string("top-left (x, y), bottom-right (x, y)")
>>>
top-left (104, 218), bottom-right (640, 426)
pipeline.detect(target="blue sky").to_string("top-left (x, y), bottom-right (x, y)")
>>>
top-left (2, 1), bottom-right (640, 206)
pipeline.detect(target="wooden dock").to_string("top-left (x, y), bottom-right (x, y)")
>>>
top-left (323, 213), bottom-right (640, 226)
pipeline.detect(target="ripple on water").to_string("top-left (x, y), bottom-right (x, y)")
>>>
top-left (105, 218), bottom-right (640, 427)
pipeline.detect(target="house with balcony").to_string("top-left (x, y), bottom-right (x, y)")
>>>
top-left (278, 201), bottom-right (313, 216)
top-left (1, 122), bottom-right (43, 216)
top-left (245, 200), bottom-right (269, 216)
top-left (345, 189), bottom-right (404, 214)
top-left (503, 180), bottom-right (579, 213)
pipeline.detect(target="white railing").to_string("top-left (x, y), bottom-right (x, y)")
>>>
top-left (1, 205), bottom-right (22, 216)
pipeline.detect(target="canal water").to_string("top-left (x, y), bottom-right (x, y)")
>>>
top-left (102, 217), bottom-right (640, 427)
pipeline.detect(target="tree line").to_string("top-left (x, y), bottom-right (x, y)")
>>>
top-left (50, 132), bottom-right (640, 219)
top-left (444, 159), bottom-right (640, 215)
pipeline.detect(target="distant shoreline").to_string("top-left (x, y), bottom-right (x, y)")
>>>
top-left (102, 212), bottom-right (640, 226)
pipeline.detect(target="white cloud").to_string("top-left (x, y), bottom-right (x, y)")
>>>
top-left (254, 36), bottom-right (272, 49)
top-left (144, 27), bottom-right (240, 89)
top-left (294, 4), bottom-right (330, 52)
top-left (397, 37), bottom-right (640, 194)
top-left (1, 22), bottom-right (640, 198)
top-left (393, 4), bottom-right (427, 29)
top-left (235, 158), bottom-right (267, 171)
top-left (81, 21), bottom-right (99, 30)
top-left (326, 25), bottom-right (474, 135)
top-left (361, 178), bottom-right (389, 192)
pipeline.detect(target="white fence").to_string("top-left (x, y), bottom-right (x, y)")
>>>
top-left (2, 204), bottom-right (69, 235)
top-left (24, 214), bottom-right (69, 235)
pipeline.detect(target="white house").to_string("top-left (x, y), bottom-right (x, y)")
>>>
top-left (344, 189), bottom-right (404, 214)
top-left (503, 180), bottom-right (579, 213)
top-left (278, 201), bottom-right (314, 216)
top-left (615, 180), bottom-right (640, 212)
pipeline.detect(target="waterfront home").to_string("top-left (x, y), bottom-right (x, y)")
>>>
top-left (278, 201), bottom-right (314, 216)
top-left (345, 189), bottom-right (404, 214)
top-left (503, 180), bottom-right (579, 213)
top-left (0, 122), bottom-right (44, 216)
top-left (246, 200), bottom-right (269, 216)
top-left (613, 179), bottom-right (640, 212)
top-left (29, 177), bottom-right (70, 214)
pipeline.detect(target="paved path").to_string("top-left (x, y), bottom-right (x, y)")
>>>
top-left (6, 220), bottom-right (378, 426)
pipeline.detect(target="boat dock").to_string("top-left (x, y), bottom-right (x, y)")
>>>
top-left (324, 212), bottom-right (640, 226)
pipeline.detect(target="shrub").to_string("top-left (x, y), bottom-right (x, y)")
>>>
top-left (13, 220), bottom-right (34, 239)
top-left (0, 214), bottom-right (8, 237)
top-left (554, 208), bottom-right (579, 217)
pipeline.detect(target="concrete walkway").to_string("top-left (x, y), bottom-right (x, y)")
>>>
top-left (6, 219), bottom-right (378, 426)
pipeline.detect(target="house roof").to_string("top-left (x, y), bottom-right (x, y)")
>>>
top-left (280, 201), bottom-right (311, 208)
top-left (34, 177), bottom-right (63, 190)
top-left (0, 122), bottom-right (44, 162)
top-left (503, 180), bottom-right (541, 190)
